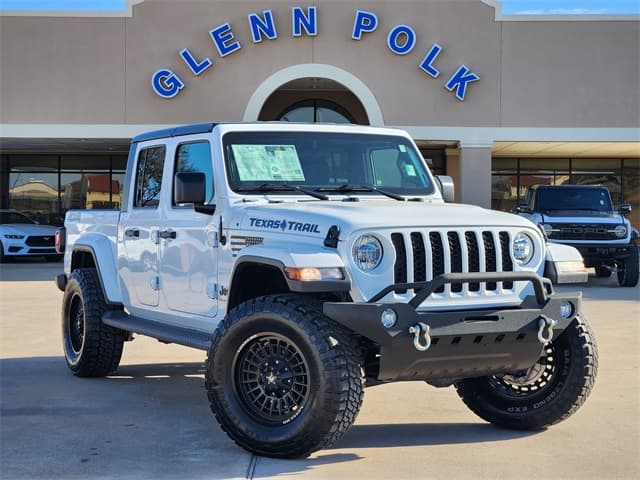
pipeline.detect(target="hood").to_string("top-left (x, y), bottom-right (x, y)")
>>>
top-left (541, 211), bottom-right (622, 224)
top-left (1, 223), bottom-right (58, 236)
top-left (235, 200), bottom-right (537, 239)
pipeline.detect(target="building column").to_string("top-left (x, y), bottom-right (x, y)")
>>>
top-left (452, 144), bottom-right (492, 208)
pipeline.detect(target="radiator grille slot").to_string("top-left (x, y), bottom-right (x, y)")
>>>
top-left (482, 232), bottom-right (497, 291)
top-left (447, 232), bottom-right (463, 292)
top-left (499, 231), bottom-right (514, 289)
top-left (429, 232), bottom-right (445, 293)
top-left (465, 231), bottom-right (480, 292)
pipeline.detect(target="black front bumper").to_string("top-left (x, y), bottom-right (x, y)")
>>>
top-left (323, 272), bottom-right (579, 383)
top-left (572, 243), bottom-right (635, 265)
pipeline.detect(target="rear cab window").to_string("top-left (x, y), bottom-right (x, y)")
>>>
top-left (134, 146), bottom-right (166, 208)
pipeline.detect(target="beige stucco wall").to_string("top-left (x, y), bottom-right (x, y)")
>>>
top-left (1, 0), bottom-right (638, 128)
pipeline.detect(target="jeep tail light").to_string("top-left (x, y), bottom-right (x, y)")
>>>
top-left (55, 227), bottom-right (66, 254)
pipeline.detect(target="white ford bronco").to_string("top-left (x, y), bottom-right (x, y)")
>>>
top-left (56, 123), bottom-right (597, 458)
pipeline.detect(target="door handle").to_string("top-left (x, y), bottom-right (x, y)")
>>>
top-left (124, 228), bottom-right (140, 238)
top-left (159, 230), bottom-right (177, 240)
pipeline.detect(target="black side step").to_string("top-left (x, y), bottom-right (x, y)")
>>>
top-left (102, 311), bottom-right (212, 351)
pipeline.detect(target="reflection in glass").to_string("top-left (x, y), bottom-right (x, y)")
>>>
top-left (8, 172), bottom-right (59, 225)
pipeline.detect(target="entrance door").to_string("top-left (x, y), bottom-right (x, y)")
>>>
top-left (120, 145), bottom-right (166, 308)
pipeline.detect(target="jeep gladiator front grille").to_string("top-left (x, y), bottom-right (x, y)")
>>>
top-left (391, 230), bottom-right (514, 294)
top-left (547, 223), bottom-right (619, 241)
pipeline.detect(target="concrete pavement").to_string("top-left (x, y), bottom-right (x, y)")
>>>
top-left (1, 260), bottom-right (638, 479)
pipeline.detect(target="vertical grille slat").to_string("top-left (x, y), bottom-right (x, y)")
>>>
top-left (499, 231), bottom-right (514, 289)
top-left (482, 231), bottom-right (497, 291)
top-left (447, 232), bottom-right (463, 292)
top-left (465, 232), bottom-right (480, 292)
top-left (391, 233), bottom-right (407, 293)
top-left (429, 232), bottom-right (445, 293)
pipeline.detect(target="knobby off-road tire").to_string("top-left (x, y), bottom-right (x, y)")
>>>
top-left (62, 268), bottom-right (126, 377)
top-left (205, 295), bottom-right (365, 458)
top-left (455, 315), bottom-right (598, 430)
top-left (617, 244), bottom-right (639, 287)
top-left (0, 241), bottom-right (6, 263)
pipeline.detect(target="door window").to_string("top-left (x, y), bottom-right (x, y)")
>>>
top-left (174, 141), bottom-right (215, 205)
top-left (134, 146), bottom-right (166, 208)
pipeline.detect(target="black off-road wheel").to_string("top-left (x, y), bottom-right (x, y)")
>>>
top-left (617, 244), bottom-right (639, 287)
top-left (62, 268), bottom-right (126, 377)
top-left (455, 315), bottom-right (598, 430)
top-left (205, 295), bottom-right (365, 458)
top-left (0, 241), bottom-right (6, 263)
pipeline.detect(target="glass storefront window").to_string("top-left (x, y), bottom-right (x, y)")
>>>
top-left (2, 154), bottom-right (129, 226)
top-left (491, 158), bottom-right (518, 211)
top-left (8, 172), bottom-right (59, 225)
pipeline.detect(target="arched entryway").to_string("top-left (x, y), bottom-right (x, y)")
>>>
top-left (258, 78), bottom-right (368, 125)
top-left (243, 64), bottom-right (384, 126)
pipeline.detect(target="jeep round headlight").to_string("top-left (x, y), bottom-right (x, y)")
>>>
top-left (512, 232), bottom-right (535, 266)
top-left (352, 234), bottom-right (383, 271)
top-left (613, 225), bottom-right (627, 238)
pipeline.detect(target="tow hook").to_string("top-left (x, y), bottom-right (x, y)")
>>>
top-left (409, 322), bottom-right (432, 352)
top-left (537, 316), bottom-right (557, 344)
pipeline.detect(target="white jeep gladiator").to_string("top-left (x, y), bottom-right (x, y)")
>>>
top-left (56, 122), bottom-right (597, 458)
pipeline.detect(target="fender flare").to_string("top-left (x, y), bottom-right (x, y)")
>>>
top-left (71, 236), bottom-right (122, 305)
top-left (231, 246), bottom-right (351, 294)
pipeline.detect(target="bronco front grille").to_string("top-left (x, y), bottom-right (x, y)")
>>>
top-left (547, 223), bottom-right (619, 241)
top-left (391, 230), bottom-right (514, 294)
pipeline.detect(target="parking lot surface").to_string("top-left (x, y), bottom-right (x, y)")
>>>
top-left (1, 260), bottom-right (639, 479)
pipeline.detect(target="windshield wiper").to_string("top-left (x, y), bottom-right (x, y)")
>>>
top-left (235, 183), bottom-right (329, 201)
top-left (316, 184), bottom-right (406, 201)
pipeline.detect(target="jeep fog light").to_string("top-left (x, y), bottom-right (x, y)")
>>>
top-left (352, 235), bottom-right (383, 271)
top-left (560, 301), bottom-right (574, 319)
top-left (512, 232), bottom-right (534, 265)
top-left (381, 309), bottom-right (397, 328)
top-left (284, 267), bottom-right (344, 282)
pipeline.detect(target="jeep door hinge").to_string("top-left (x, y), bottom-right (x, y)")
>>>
top-left (151, 276), bottom-right (160, 291)
top-left (151, 230), bottom-right (160, 245)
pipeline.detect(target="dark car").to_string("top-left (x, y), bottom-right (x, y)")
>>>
top-left (517, 185), bottom-right (638, 287)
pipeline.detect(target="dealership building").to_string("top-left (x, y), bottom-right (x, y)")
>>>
top-left (1, 0), bottom-right (638, 228)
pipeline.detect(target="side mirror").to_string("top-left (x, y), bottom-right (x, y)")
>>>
top-left (435, 175), bottom-right (455, 203)
top-left (174, 172), bottom-right (206, 205)
top-left (516, 204), bottom-right (530, 214)
top-left (619, 203), bottom-right (632, 215)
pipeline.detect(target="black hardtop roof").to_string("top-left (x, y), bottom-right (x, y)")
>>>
top-left (131, 123), bottom-right (218, 143)
top-left (130, 121), bottom-right (377, 144)
top-left (533, 184), bottom-right (607, 190)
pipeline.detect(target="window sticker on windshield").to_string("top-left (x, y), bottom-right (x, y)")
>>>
top-left (232, 145), bottom-right (305, 182)
top-left (600, 199), bottom-right (605, 205)
top-left (399, 145), bottom-right (406, 152)
top-left (404, 164), bottom-right (417, 176)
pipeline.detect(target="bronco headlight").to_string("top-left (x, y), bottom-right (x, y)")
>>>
top-left (512, 232), bottom-right (535, 266)
top-left (4, 234), bottom-right (25, 239)
top-left (613, 225), bottom-right (627, 238)
top-left (352, 234), bottom-right (383, 271)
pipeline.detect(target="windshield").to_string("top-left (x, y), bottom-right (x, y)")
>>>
top-left (0, 211), bottom-right (36, 224)
top-left (223, 132), bottom-right (435, 196)
top-left (536, 187), bottom-right (613, 212)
